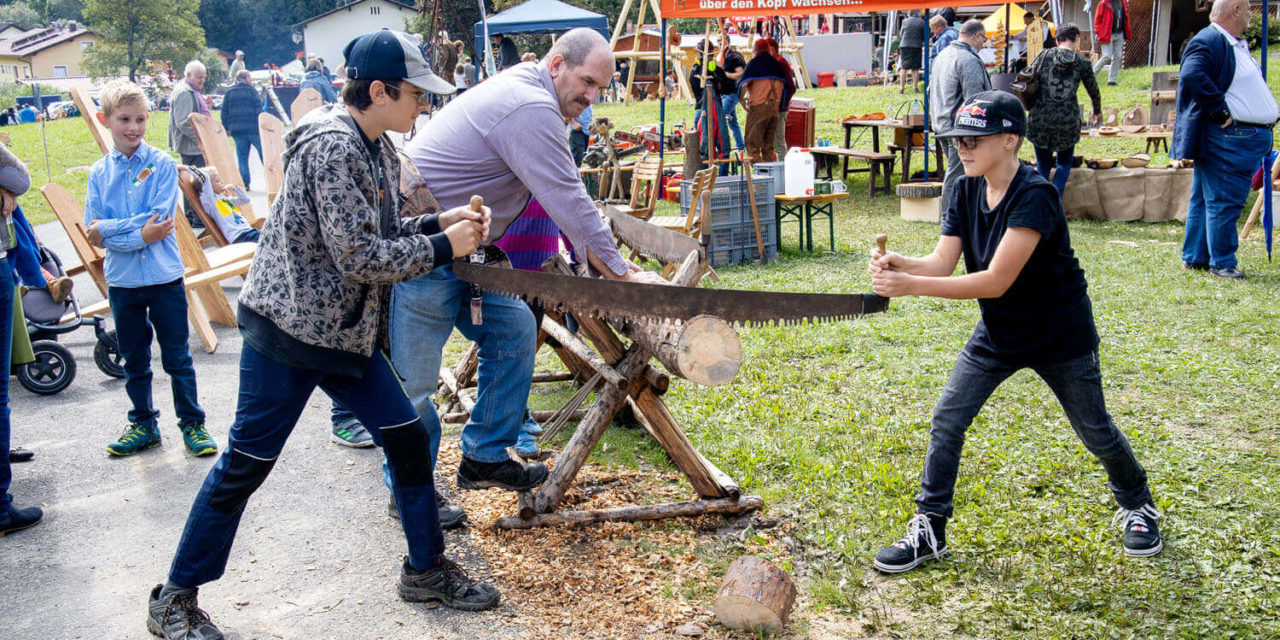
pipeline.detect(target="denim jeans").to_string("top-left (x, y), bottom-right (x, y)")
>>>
top-left (916, 345), bottom-right (1152, 518)
top-left (107, 279), bottom-right (204, 427)
top-left (0, 257), bottom-right (14, 512)
top-left (1034, 144), bottom-right (1074, 195)
top-left (389, 263), bottom-right (536, 465)
top-left (1181, 124), bottom-right (1273, 269)
top-left (168, 344), bottom-right (444, 587)
top-left (232, 133), bottom-right (263, 189)
top-left (721, 92), bottom-right (745, 151)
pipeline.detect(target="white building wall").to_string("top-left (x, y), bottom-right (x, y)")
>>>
top-left (302, 0), bottom-right (416, 74)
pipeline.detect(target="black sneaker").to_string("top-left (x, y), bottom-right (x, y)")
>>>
top-left (874, 513), bottom-right (948, 574)
top-left (1183, 261), bottom-right (1209, 271)
top-left (398, 556), bottom-right (501, 611)
top-left (1210, 267), bottom-right (1246, 280)
top-left (147, 584), bottom-right (223, 640)
top-left (1114, 503), bottom-right (1163, 558)
top-left (0, 505), bottom-right (43, 537)
top-left (456, 457), bottom-right (548, 492)
top-left (388, 489), bottom-right (467, 529)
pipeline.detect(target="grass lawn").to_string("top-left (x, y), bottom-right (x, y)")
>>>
top-left (5, 66), bottom-right (1279, 637)
top-left (563, 64), bottom-right (1279, 638)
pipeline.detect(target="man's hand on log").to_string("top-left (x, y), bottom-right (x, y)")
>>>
top-left (621, 260), bottom-right (670, 285)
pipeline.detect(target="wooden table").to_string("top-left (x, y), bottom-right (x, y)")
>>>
top-left (841, 118), bottom-right (943, 184)
top-left (1081, 128), bottom-right (1173, 155)
top-left (774, 193), bottom-right (850, 252)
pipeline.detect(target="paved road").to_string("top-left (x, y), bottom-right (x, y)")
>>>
top-left (2, 116), bottom-right (529, 639)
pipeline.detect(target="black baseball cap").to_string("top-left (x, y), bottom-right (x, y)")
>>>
top-left (343, 29), bottom-right (455, 95)
top-left (937, 90), bottom-right (1027, 138)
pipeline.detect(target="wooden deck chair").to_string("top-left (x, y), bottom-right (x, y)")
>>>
top-left (70, 85), bottom-right (111, 155)
top-left (610, 153), bottom-right (664, 220)
top-left (176, 165), bottom-right (265, 247)
top-left (171, 206), bottom-right (254, 352)
top-left (42, 183), bottom-right (251, 353)
top-left (290, 88), bottom-right (324, 124)
top-left (42, 184), bottom-right (110, 322)
top-left (187, 113), bottom-right (263, 225)
top-left (649, 167), bottom-right (716, 240)
top-left (259, 112), bottom-right (286, 206)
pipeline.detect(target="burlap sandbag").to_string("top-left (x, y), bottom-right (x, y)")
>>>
top-left (1062, 167), bottom-right (1106, 220)
top-left (1095, 167), bottom-right (1147, 221)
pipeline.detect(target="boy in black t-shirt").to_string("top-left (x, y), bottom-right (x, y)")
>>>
top-left (867, 91), bottom-right (1162, 574)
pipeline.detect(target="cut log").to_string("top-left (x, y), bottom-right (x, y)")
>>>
top-left (616, 314), bottom-right (742, 387)
top-left (497, 495), bottom-right (763, 529)
top-left (712, 555), bottom-right (797, 635)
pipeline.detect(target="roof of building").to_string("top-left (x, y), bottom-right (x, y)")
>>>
top-left (0, 26), bottom-right (93, 58)
top-left (295, 0), bottom-right (417, 28)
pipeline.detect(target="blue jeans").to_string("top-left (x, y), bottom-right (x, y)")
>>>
top-left (916, 345), bottom-right (1152, 518)
top-left (389, 263), bottom-right (536, 465)
top-left (168, 344), bottom-right (444, 587)
top-left (721, 93), bottom-right (745, 151)
top-left (232, 133), bottom-right (263, 189)
top-left (0, 258), bottom-right (14, 512)
top-left (107, 279), bottom-right (204, 427)
top-left (1034, 144), bottom-right (1074, 195)
top-left (1182, 124), bottom-right (1273, 270)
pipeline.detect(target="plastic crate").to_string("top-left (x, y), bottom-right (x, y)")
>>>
top-left (752, 161), bottom-right (785, 199)
top-left (679, 174), bottom-right (774, 214)
top-left (705, 202), bottom-right (779, 267)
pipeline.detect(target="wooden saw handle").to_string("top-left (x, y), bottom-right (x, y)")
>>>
top-left (470, 195), bottom-right (484, 212)
top-left (875, 234), bottom-right (888, 259)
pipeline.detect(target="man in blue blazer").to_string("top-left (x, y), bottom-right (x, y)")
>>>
top-left (1173, 0), bottom-right (1278, 279)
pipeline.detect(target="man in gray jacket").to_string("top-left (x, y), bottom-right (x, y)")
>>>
top-left (929, 20), bottom-right (991, 210)
top-left (168, 60), bottom-right (208, 168)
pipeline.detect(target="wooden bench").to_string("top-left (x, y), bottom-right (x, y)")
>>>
top-left (808, 147), bottom-right (895, 196)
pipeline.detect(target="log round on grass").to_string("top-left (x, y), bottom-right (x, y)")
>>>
top-left (712, 555), bottom-right (796, 635)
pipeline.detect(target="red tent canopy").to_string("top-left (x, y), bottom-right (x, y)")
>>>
top-left (660, 0), bottom-right (959, 19)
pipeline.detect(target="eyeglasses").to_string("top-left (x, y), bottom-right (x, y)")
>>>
top-left (384, 82), bottom-right (429, 106)
top-left (955, 136), bottom-right (985, 150)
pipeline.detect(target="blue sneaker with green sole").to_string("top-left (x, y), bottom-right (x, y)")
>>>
top-left (106, 423), bottom-right (161, 457)
top-left (180, 421), bottom-right (218, 457)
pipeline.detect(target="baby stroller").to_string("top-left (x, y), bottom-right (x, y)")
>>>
top-left (11, 245), bottom-right (125, 395)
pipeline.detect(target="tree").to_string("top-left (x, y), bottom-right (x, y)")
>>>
top-left (199, 0), bottom-right (345, 69)
top-left (0, 1), bottom-right (44, 30)
top-left (44, 0), bottom-right (85, 22)
top-left (81, 0), bottom-right (205, 82)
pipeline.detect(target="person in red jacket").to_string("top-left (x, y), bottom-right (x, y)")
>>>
top-left (1093, 0), bottom-right (1132, 85)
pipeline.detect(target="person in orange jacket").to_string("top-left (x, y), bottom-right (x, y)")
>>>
top-left (1092, 0), bottom-right (1132, 85)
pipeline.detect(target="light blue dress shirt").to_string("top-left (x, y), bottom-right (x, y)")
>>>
top-left (84, 141), bottom-right (187, 289)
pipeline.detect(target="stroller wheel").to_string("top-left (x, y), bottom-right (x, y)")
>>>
top-left (18, 340), bottom-right (77, 395)
top-left (94, 330), bottom-right (126, 379)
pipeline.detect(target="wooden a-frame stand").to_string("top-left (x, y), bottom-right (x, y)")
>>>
top-left (436, 252), bottom-right (760, 529)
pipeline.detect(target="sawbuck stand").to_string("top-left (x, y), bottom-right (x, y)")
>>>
top-left (435, 251), bottom-right (761, 529)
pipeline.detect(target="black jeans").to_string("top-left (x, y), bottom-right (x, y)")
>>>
top-left (107, 279), bottom-right (204, 427)
top-left (916, 345), bottom-right (1152, 518)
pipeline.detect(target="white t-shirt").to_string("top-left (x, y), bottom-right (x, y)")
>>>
top-left (1212, 23), bottom-right (1280, 124)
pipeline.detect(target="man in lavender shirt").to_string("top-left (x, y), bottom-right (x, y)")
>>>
top-left (395, 28), bottom-right (665, 521)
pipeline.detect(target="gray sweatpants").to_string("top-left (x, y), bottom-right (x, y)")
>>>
top-left (1092, 35), bottom-right (1124, 84)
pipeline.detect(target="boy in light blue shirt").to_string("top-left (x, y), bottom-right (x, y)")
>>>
top-left (84, 79), bottom-right (213, 458)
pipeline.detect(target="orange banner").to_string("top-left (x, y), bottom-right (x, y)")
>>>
top-left (660, 0), bottom-right (960, 18)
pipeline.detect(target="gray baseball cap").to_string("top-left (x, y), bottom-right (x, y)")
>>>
top-left (343, 29), bottom-right (455, 95)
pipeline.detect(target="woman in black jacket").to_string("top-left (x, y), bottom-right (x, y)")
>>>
top-left (1027, 24), bottom-right (1102, 195)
